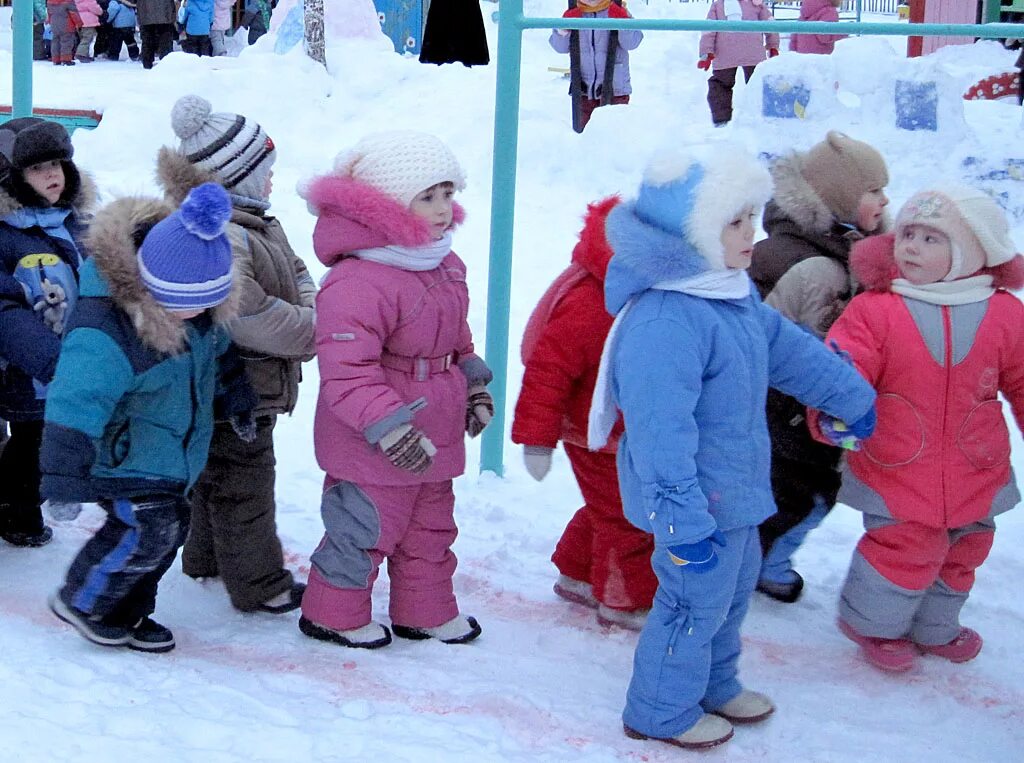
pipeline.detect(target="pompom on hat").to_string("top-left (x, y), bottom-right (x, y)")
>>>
top-left (170, 95), bottom-right (276, 204)
top-left (138, 183), bottom-right (234, 311)
top-left (633, 144), bottom-right (773, 269)
top-left (329, 131), bottom-right (466, 207)
top-left (895, 184), bottom-right (1017, 281)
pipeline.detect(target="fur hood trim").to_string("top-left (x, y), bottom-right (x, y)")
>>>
top-left (300, 174), bottom-right (465, 267)
top-left (603, 202), bottom-right (714, 314)
top-left (851, 232), bottom-right (1024, 292)
top-left (768, 153), bottom-right (843, 235)
top-left (84, 196), bottom-right (242, 354)
top-left (156, 145), bottom-right (220, 206)
top-left (0, 170), bottom-right (98, 220)
top-left (572, 195), bottom-right (620, 281)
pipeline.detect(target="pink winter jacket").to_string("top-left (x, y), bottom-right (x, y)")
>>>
top-left (304, 175), bottom-right (490, 487)
top-left (74, 0), bottom-right (103, 26)
top-left (212, 0), bottom-right (232, 32)
top-left (699, 0), bottom-right (778, 69)
top-left (823, 234), bottom-right (1024, 529)
top-left (789, 0), bottom-right (845, 54)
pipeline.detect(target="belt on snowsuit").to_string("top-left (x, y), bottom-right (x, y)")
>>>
top-left (380, 351), bottom-right (458, 381)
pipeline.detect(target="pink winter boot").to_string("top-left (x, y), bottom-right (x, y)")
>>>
top-left (838, 619), bottom-right (917, 672)
top-left (916, 627), bottom-right (983, 663)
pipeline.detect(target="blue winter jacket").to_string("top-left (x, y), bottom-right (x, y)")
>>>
top-left (181, 0), bottom-right (214, 35)
top-left (106, 0), bottom-right (138, 29)
top-left (602, 202), bottom-right (875, 546)
top-left (40, 197), bottom-right (256, 504)
top-left (0, 174), bottom-right (92, 421)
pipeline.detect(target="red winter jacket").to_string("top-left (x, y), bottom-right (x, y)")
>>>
top-left (512, 196), bottom-right (623, 453)
top-left (825, 233), bottom-right (1024, 528)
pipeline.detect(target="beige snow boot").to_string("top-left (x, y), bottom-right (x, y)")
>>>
top-left (713, 690), bottom-right (775, 724)
top-left (625, 713), bottom-right (734, 750)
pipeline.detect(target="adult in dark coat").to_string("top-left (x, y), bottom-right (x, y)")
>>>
top-left (136, 0), bottom-right (176, 68)
top-left (419, 0), bottom-right (490, 67)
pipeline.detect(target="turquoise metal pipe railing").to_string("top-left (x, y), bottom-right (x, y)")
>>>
top-left (480, 0), bottom-right (1023, 474)
top-left (12, 0), bottom-right (33, 117)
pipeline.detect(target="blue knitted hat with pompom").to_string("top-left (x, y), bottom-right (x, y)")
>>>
top-left (138, 183), bottom-right (233, 311)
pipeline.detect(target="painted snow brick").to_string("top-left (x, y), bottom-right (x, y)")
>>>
top-left (895, 80), bottom-right (938, 131)
top-left (762, 75), bottom-right (811, 119)
top-left (960, 156), bottom-right (1024, 223)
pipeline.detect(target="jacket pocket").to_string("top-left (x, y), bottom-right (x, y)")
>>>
top-left (862, 393), bottom-right (925, 468)
top-left (958, 400), bottom-right (1011, 470)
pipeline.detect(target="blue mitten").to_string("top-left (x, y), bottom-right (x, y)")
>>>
top-left (667, 530), bottom-right (726, 573)
top-left (847, 406), bottom-right (876, 439)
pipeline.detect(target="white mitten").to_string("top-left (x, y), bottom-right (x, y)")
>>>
top-left (523, 446), bottom-right (554, 482)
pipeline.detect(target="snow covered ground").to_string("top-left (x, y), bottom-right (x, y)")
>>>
top-left (1, 2), bottom-right (1023, 760)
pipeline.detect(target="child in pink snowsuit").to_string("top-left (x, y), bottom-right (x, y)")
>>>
top-left (789, 0), bottom-right (846, 55)
top-left (297, 131), bottom-right (493, 650)
top-left (814, 185), bottom-right (1024, 673)
top-left (698, 0), bottom-right (778, 126)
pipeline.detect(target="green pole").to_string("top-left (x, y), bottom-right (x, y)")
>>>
top-left (12, 0), bottom-right (34, 118)
top-left (480, 0), bottom-right (525, 476)
top-left (984, 0), bottom-right (1003, 24)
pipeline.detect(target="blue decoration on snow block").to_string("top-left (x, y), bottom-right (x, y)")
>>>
top-left (895, 80), bottom-right (938, 131)
top-left (274, 4), bottom-right (305, 54)
top-left (762, 76), bottom-right (811, 119)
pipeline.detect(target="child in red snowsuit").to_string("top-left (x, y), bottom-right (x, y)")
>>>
top-left (816, 185), bottom-right (1024, 672)
top-left (512, 197), bottom-right (656, 631)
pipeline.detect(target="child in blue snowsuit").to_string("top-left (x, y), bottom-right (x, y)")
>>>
top-left (0, 117), bottom-right (94, 547)
top-left (42, 183), bottom-right (256, 653)
top-left (588, 147), bottom-right (877, 750)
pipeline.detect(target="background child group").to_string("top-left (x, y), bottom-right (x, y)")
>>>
top-left (38, 0), bottom-right (270, 67)
top-left (550, 0), bottom-right (846, 130)
top-left (2, 100), bottom-right (1022, 753)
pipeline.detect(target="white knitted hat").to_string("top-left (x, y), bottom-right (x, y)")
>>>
top-left (170, 95), bottom-right (276, 204)
top-left (895, 184), bottom-right (1016, 280)
top-left (332, 131), bottom-right (466, 207)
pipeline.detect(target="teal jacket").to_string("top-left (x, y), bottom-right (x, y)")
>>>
top-left (41, 197), bottom-right (255, 503)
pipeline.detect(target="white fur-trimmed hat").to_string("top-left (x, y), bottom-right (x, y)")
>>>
top-left (633, 145), bottom-right (773, 268)
top-left (330, 131), bottom-right (466, 207)
top-left (895, 184), bottom-right (1016, 281)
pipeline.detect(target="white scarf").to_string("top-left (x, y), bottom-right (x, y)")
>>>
top-left (588, 270), bottom-right (751, 450)
top-left (891, 274), bottom-right (994, 306)
top-left (351, 232), bottom-right (452, 272)
top-left (724, 0), bottom-right (743, 19)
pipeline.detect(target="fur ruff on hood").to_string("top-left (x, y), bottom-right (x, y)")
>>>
top-left (768, 153), bottom-right (890, 236)
top-left (851, 232), bottom-right (1024, 293)
top-left (572, 195), bottom-right (619, 281)
top-left (84, 196), bottom-right (241, 355)
top-left (299, 174), bottom-right (465, 267)
top-left (156, 145), bottom-right (222, 206)
top-left (0, 170), bottom-right (98, 221)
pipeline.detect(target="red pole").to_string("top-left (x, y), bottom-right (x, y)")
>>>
top-left (907, 0), bottom-right (926, 57)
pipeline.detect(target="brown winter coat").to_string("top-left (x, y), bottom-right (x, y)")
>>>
top-left (157, 148), bottom-right (316, 417)
top-left (749, 153), bottom-right (888, 466)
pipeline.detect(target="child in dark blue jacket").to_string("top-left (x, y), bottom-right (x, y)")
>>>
top-left (0, 117), bottom-right (94, 547)
top-left (42, 183), bottom-right (256, 653)
top-left (589, 146), bottom-right (876, 750)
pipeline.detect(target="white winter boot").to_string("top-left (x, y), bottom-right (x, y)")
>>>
top-left (712, 690), bottom-right (775, 724)
top-left (596, 604), bottom-right (649, 632)
top-left (625, 713), bottom-right (734, 750)
top-left (392, 614), bottom-right (482, 644)
top-left (553, 575), bottom-right (599, 608)
top-left (298, 617), bottom-right (392, 649)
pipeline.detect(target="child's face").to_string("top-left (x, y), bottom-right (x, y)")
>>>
top-left (855, 188), bottom-right (888, 233)
top-left (264, 170), bottom-right (274, 198)
top-left (408, 182), bottom-right (455, 240)
top-left (721, 206), bottom-right (757, 270)
top-left (171, 308), bottom-right (206, 320)
top-left (22, 159), bottom-right (65, 205)
top-left (895, 224), bottom-right (953, 284)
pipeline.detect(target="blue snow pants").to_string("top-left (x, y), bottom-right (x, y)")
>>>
top-left (61, 494), bottom-right (190, 627)
top-left (622, 525), bottom-right (761, 738)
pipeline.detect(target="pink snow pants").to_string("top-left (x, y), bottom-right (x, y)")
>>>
top-left (301, 479), bottom-right (460, 631)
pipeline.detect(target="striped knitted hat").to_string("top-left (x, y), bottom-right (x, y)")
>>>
top-left (170, 95), bottom-right (276, 205)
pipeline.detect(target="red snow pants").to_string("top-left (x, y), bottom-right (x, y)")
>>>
top-left (552, 443), bottom-right (657, 611)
